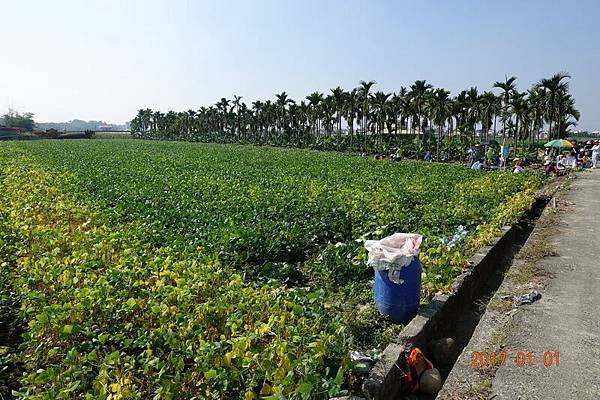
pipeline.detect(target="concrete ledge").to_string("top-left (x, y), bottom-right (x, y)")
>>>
top-left (437, 185), bottom-right (565, 399)
top-left (362, 224), bottom-right (518, 399)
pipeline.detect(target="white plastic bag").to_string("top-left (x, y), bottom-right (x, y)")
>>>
top-left (364, 233), bottom-right (423, 284)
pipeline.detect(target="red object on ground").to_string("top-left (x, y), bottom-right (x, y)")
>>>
top-left (402, 347), bottom-right (434, 392)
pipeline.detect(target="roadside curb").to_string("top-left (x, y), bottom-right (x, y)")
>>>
top-left (436, 184), bottom-right (566, 399)
top-left (361, 181), bottom-right (564, 399)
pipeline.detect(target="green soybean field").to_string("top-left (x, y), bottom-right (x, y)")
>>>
top-left (0, 139), bottom-right (540, 399)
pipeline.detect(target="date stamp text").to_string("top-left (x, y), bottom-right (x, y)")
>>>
top-left (470, 351), bottom-right (560, 367)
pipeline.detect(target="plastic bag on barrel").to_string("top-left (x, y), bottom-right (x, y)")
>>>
top-left (364, 233), bottom-right (423, 284)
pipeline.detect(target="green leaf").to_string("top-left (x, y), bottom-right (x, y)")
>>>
top-left (126, 298), bottom-right (137, 308)
top-left (296, 382), bottom-right (313, 395)
top-left (36, 313), bottom-right (49, 324)
top-left (204, 369), bottom-right (217, 380)
top-left (87, 350), bottom-right (97, 361)
top-left (106, 350), bottom-right (120, 364)
top-left (334, 366), bottom-right (344, 385)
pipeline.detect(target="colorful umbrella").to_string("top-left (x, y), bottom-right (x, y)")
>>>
top-left (544, 139), bottom-right (573, 149)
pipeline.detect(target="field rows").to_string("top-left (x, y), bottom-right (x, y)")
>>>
top-left (0, 140), bottom-right (540, 399)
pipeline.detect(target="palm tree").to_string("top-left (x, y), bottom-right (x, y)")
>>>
top-left (370, 91), bottom-right (390, 144)
top-left (389, 93), bottom-right (401, 135)
top-left (527, 87), bottom-right (545, 143)
top-left (536, 72), bottom-right (571, 139)
top-left (330, 86), bottom-right (346, 148)
top-left (306, 92), bottom-right (323, 141)
top-left (493, 76), bottom-right (517, 143)
top-left (429, 88), bottom-right (452, 159)
top-left (262, 100), bottom-right (275, 143)
top-left (409, 80), bottom-right (433, 138)
top-left (251, 100), bottom-right (264, 142)
top-left (491, 94), bottom-right (501, 140)
top-left (395, 87), bottom-right (408, 135)
top-left (510, 91), bottom-right (528, 147)
top-left (232, 95), bottom-right (243, 139)
top-left (478, 91), bottom-right (498, 141)
top-left (215, 98), bottom-right (230, 137)
top-left (343, 89), bottom-right (360, 147)
top-left (358, 80), bottom-right (376, 149)
top-left (275, 92), bottom-right (295, 136)
top-left (297, 101), bottom-right (310, 146)
top-left (555, 91), bottom-right (580, 139)
top-left (464, 87), bottom-right (479, 140)
top-left (402, 98), bottom-right (417, 137)
top-left (320, 96), bottom-right (335, 139)
top-left (132, 72), bottom-right (579, 159)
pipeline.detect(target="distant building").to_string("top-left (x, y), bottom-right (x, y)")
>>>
top-left (98, 125), bottom-right (114, 131)
top-left (0, 126), bottom-right (25, 140)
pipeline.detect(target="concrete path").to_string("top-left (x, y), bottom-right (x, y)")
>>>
top-left (437, 170), bottom-right (600, 400)
top-left (489, 169), bottom-right (600, 399)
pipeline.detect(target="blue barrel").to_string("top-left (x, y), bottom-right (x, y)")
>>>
top-left (374, 257), bottom-right (421, 323)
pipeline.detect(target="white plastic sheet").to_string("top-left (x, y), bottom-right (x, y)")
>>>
top-left (364, 233), bottom-right (423, 283)
top-left (439, 225), bottom-right (468, 248)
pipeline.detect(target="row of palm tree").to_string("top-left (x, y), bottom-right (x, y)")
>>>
top-left (131, 73), bottom-right (579, 156)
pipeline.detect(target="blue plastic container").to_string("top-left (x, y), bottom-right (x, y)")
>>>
top-left (374, 257), bottom-right (421, 323)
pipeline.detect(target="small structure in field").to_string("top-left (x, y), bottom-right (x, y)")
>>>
top-left (0, 126), bottom-right (27, 140)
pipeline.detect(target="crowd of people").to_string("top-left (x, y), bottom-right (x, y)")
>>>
top-left (365, 139), bottom-right (600, 178)
top-left (542, 140), bottom-right (600, 176)
top-left (467, 143), bottom-right (523, 173)
top-left (465, 139), bottom-right (600, 177)
top-left (468, 157), bottom-right (524, 173)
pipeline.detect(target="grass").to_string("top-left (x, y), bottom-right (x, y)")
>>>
top-left (506, 203), bottom-right (558, 286)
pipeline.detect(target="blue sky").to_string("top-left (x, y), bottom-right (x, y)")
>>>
top-left (1, 0), bottom-right (599, 130)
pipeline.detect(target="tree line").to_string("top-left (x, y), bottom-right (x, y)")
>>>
top-left (131, 72), bottom-right (579, 157)
top-left (1, 108), bottom-right (35, 131)
top-left (35, 120), bottom-right (128, 132)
